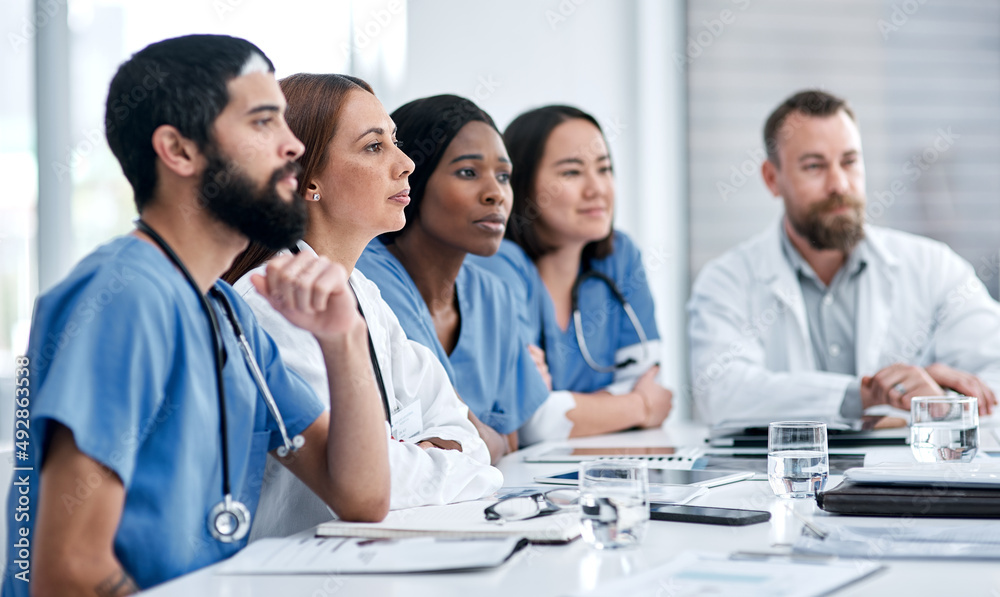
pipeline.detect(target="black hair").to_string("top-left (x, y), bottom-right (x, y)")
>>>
top-left (380, 94), bottom-right (499, 243)
top-left (763, 89), bottom-right (856, 166)
top-left (104, 34), bottom-right (275, 211)
top-left (503, 105), bottom-right (614, 262)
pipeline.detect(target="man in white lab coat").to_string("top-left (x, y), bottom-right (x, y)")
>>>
top-left (688, 89), bottom-right (1000, 427)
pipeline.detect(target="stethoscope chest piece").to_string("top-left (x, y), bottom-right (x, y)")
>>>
top-left (208, 494), bottom-right (251, 543)
top-left (276, 434), bottom-right (306, 458)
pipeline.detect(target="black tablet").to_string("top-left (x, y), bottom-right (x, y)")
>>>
top-left (650, 504), bottom-right (770, 526)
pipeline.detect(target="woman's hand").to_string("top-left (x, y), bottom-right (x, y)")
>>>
top-left (633, 365), bottom-right (672, 428)
top-left (527, 344), bottom-right (553, 390)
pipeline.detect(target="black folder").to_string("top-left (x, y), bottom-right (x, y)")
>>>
top-left (817, 479), bottom-right (1000, 518)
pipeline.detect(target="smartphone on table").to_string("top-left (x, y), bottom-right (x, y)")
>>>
top-left (649, 504), bottom-right (771, 526)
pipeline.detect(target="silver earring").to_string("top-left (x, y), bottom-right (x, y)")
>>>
top-left (312, 193), bottom-right (320, 201)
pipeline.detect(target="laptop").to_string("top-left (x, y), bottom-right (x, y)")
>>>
top-left (523, 445), bottom-right (703, 466)
top-left (533, 467), bottom-right (753, 488)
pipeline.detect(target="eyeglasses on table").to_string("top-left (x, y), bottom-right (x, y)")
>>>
top-left (484, 488), bottom-right (580, 523)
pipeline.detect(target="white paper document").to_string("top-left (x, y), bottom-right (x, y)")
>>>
top-left (844, 461), bottom-right (1000, 487)
top-left (794, 523), bottom-right (1000, 559)
top-left (572, 551), bottom-right (882, 597)
top-left (217, 535), bottom-right (524, 574)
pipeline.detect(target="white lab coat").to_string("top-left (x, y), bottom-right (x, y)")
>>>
top-left (235, 243), bottom-right (502, 541)
top-left (688, 221), bottom-right (1000, 426)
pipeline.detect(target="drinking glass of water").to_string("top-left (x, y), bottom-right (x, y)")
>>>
top-left (910, 396), bottom-right (979, 463)
top-left (578, 460), bottom-right (649, 549)
top-left (767, 421), bottom-right (829, 499)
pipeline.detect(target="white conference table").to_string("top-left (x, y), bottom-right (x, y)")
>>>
top-left (142, 423), bottom-right (1000, 597)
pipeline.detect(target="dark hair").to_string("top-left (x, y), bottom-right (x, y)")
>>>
top-left (763, 89), bottom-right (856, 166)
top-left (379, 94), bottom-right (499, 244)
top-left (503, 105), bottom-right (614, 262)
top-left (222, 73), bottom-right (374, 286)
top-left (105, 34), bottom-right (275, 211)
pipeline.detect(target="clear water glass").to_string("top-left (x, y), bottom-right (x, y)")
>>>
top-left (910, 396), bottom-right (979, 463)
top-left (578, 460), bottom-right (649, 549)
top-left (767, 421), bottom-right (829, 499)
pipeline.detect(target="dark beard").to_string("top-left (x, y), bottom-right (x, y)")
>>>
top-left (198, 146), bottom-right (306, 251)
top-left (789, 192), bottom-right (866, 253)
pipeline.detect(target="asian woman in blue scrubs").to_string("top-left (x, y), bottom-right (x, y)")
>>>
top-left (357, 95), bottom-right (564, 450)
top-left (469, 105), bottom-right (673, 436)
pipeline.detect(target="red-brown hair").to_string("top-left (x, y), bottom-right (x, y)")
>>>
top-left (223, 73), bottom-right (374, 285)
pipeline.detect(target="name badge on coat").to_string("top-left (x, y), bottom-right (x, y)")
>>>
top-left (391, 400), bottom-right (424, 441)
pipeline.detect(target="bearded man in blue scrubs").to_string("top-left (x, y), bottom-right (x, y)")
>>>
top-left (5, 34), bottom-right (390, 597)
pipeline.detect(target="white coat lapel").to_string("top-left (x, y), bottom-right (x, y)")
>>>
top-left (854, 228), bottom-right (898, 375)
top-left (756, 223), bottom-right (815, 370)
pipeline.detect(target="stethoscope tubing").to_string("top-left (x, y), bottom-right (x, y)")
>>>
top-left (570, 268), bottom-right (651, 373)
top-left (215, 296), bottom-right (304, 457)
top-left (134, 220), bottom-right (303, 543)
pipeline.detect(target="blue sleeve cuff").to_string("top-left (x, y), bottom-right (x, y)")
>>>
top-left (839, 379), bottom-right (863, 420)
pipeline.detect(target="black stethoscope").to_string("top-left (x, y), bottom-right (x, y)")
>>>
top-left (546, 267), bottom-right (651, 373)
top-left (135, 220), bottom-right (305, 544)
top-left (286, 244), bottom-right (393, 424)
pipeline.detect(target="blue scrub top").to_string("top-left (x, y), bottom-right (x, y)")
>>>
top-left (357, 239), bottom-right (549, 434)
top-left (469, 232), bottom-right (660, 393)
top-left (3, 236), bottom-right (324, 595)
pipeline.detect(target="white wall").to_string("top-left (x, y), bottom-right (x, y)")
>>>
top-left (19, 1), bottom-right (691, 431)
top-left (364, 0), bottom-right (691, 417)
top-left (687, 0), bottom-right (1000, 299)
